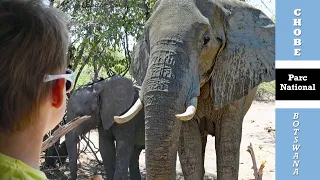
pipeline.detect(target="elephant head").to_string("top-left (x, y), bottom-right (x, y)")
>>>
top-left (114, 0), bottom-right (275, 179)
top-left (65, 75), bottom-right (136, 180)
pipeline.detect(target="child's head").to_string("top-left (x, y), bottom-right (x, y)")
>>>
top-left (0, 0), bottom-right (71, 134)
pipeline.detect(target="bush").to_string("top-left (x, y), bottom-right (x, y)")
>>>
top-left (255, 81), bottom-right (275, 102)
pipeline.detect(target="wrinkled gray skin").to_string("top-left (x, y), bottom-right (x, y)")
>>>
top-left (65, 75), bottom-right (145, 180)
top-left (129, 0), bottom-right (275, 179)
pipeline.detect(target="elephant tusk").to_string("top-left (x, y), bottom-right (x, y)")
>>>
top-left (113, 98), bottom-right (143, 124)
top-left (175, 97), bottom-right (198, 121)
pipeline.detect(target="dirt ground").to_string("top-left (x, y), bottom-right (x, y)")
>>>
top-left (41, 101), bottom-right (275, 180)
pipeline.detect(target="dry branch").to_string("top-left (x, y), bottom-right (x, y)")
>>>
top-left (81, 134), bottom-right (102, 165)
top-left (41, 116), bottom-right (91, 151)
top-left (247, 142), bottom-right (266, 180)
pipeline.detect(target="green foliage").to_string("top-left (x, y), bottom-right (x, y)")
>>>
top-left (53, 0), bottom-right (157, 91)
top-left (258, 81), bottom-right (275, 93)
top-left (255, 81), bottom-right (275, 101)
top-left (74, 66), bottom-right (92, 89)
top-left (53, 0), bottom-right (275, 99)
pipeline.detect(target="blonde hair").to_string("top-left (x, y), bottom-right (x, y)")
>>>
top-left (0, 0), bottom-right (69, 133)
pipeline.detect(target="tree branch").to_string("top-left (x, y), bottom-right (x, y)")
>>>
top-left (81, 134), bottom-right (102, 165)
top-left (143, 0), bottom-right (150, 21)
top-left (120, 1), bottom-right (131, 76)
top-left (42, 116), bottom-right (91, 151)
top-left (247, 143), bottom-right (266, 180)
top-left (260, 0), bottom-right (275, 17)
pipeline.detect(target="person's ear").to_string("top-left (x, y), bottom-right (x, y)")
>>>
top-left (51, 78), bottom-right (65, 108)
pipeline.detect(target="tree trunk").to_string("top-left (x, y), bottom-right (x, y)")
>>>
top-left (93, 55), bottom-right (98, 82)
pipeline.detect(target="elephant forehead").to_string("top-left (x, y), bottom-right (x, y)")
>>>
top-left (148, 0), bottom-right (210, 40)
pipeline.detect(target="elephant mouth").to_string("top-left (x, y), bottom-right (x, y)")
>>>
top-left (113, 96), bottom-right (198, 123)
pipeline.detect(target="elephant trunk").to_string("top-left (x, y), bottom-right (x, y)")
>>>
top-left (143, 92), bottom-right (183, 179)
top-left (142, 46), bottom-right (196, 179)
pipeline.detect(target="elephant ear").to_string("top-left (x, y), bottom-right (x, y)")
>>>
top-left (210, 0), bottom-right (275, 110)
top-left (129, 35), bottom-right (149, 86)
top-left (99, 75), bottom-right (135, 130)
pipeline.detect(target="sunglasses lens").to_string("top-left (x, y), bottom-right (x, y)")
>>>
top-left (66, 80), bottom-right (71, 92)
top-left (65, 69), bottom-right (73, 93)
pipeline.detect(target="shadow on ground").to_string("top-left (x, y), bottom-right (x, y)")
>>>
top-left (41, 159), bottom-right (104, 180)
top-left (41, 159), bottom-right (217, 180)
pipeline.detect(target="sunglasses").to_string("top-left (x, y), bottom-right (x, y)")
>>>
top-left (43, 69), bottom-right (75, 93)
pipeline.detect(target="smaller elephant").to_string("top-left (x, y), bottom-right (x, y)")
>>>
top-left (65, 75), bottom-right (145, 180)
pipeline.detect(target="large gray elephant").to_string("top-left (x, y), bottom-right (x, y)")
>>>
top-left (65, 75), bottom-right (145, 180)
top-left (113, 0), bottom-right (275, 179)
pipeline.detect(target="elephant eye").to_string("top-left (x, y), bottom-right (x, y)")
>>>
top-left (203, 35), bottom-right (210, 46)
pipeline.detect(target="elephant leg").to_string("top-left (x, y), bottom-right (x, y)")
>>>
top-left (214, 88), bottom-right (257, 180)
top-left (129, 146), bottom-right (143, 180)
top-left (113, 120), bottom-right (136, 180)
top-left (58, 140), bottom-right (68, 164)
top-left (201, 135), bottom-right (207, 177)
top-left (214, 105), bottom-right (243, 180)
top-left (66, 128), bottom-right (82, 180)
top-left (44, 142), bottom-right (60, 167)
top-left (98, 125), bottom-right (116, 180)
top-left (178, 119), bottom-right (203, 180)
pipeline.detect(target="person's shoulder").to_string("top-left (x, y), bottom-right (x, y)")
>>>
top-left (0, 152), bottom-right (48, 180)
